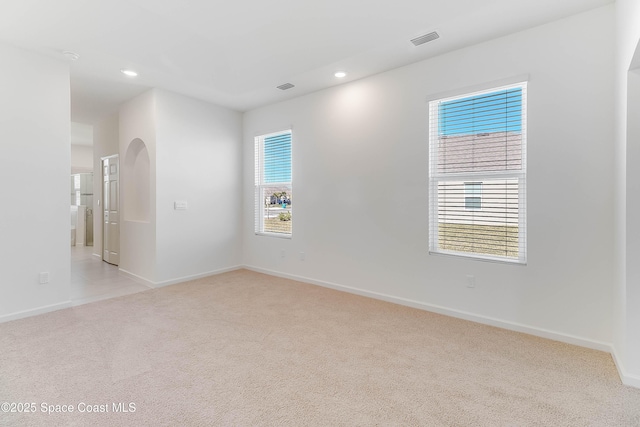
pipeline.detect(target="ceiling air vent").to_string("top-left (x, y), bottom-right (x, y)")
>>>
top-left (410, 31), bottom-right (439, 46)
top-left (277, 83), bottom-right (295, 90)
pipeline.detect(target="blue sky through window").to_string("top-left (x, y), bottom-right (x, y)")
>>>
top-left (264, 132), bottom-right (291, 183)
top-left (439, 88), bottom-right (522, 136)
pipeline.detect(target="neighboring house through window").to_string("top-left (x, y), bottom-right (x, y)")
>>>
top-left (254, 130), bottom-right (292, 236)
top-left (464, 182), bottom-right (482, 210)
top-left (428, 82), bottom-right (527, 263)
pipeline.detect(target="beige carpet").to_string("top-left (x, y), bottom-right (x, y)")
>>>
top-left (1, 269), bottom-right (639, 426)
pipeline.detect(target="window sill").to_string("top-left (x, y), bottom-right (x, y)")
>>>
top-left (429, 250), bottom-right (526, 266)
top-left (255, 232), bottom-right (292, 240)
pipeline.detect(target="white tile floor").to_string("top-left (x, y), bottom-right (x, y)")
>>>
top-left (71, 245), bottom-right (151, 306)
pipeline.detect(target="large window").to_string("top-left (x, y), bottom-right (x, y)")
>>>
top-left (255, 130), bottom-right (292, 236)
top-left (429, 83), bottom-right (527, 263)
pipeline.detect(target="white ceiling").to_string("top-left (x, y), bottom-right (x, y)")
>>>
top-left (0, 0), bottom-right (612, 124)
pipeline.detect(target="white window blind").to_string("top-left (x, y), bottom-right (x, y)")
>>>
top-left (255, 130), bottom-right (292, 236)
top-left (429, 83), bottom-right (527, 263)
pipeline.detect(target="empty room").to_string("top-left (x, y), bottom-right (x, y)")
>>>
top-left (1, 0), bottom-right (640, 425)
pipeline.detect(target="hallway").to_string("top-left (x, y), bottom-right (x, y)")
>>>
top-left (70, 245), bottom-right (150, 306)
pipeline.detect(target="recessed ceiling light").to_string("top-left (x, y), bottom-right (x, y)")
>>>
top-left (62, 51), bottom-right (80, 61)
top-left (334, 71), bottom-right (347, 78)
top-left (120, 69), bottom-right (138, 78)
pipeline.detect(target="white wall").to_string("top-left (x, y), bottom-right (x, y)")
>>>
top-left (614, 0), bottom-right (640, 387)
top-left (243, 7), bottom-right (615, 348)
top-left (92, 113), bottom-right (119, 257)
top-left (117, 89), bottom-right (243, 285)
top-left (71, 144), bottom-right (93, 174)
top-left (625, 70), bottom-right (640, 380)
top-left (119, 90), bottom-right (157, 282)
top-left (0, 43), bottom-right (71, 320)
top-left (154, 89), bottom-right (243, 284)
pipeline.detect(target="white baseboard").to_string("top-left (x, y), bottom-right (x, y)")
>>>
top-left (3, 265), bottom-right (637, 389)
top-left (244, 266), bottom-right (640, 389)
top-left (242, 265), bottom-right (612, 354)
top-left (118, 268), bottom-right (156, 287)
top-left (0, 301), bottom-right (72, 324)
top-left (119, 265), bottom-right (243, 289)
top-left (152, 265), bottom-right (244, 288)
top-left (611, 347), bottom-right (640, 389)
top-left (92, 252), bottom-right (101, 259)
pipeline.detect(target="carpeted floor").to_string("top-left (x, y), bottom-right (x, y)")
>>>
top-left (1, 269), bottom-right (639, 426)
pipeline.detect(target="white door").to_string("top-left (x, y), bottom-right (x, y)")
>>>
top-left (103, 156), bottom-right (120, 265)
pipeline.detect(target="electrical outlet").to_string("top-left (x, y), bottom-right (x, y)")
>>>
top-left (466, 275), bottom-right (475, 288)
top-left (281, 250), bottom-right (286, 259)
top-left (39, 272), bottom-right (50, 284)
top-left (300, 252), bottom-right (305, 261)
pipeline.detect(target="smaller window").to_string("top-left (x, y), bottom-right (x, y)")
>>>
top-left (254, 130), bottom-right (292, 237)
top-left (465, 182), bottom-right (482, 210)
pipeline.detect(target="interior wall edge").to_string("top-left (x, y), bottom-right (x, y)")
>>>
top-left (611, 346), bottom-right (640, 389)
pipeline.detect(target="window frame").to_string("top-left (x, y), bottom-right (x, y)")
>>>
top-left (254, 129), bottom-right (293, 238)
top-left (428, 82), bottom-right (527, 264)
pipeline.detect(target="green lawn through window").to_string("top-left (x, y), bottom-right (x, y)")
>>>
top-left (438, 223), bottom-right (519, 258)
